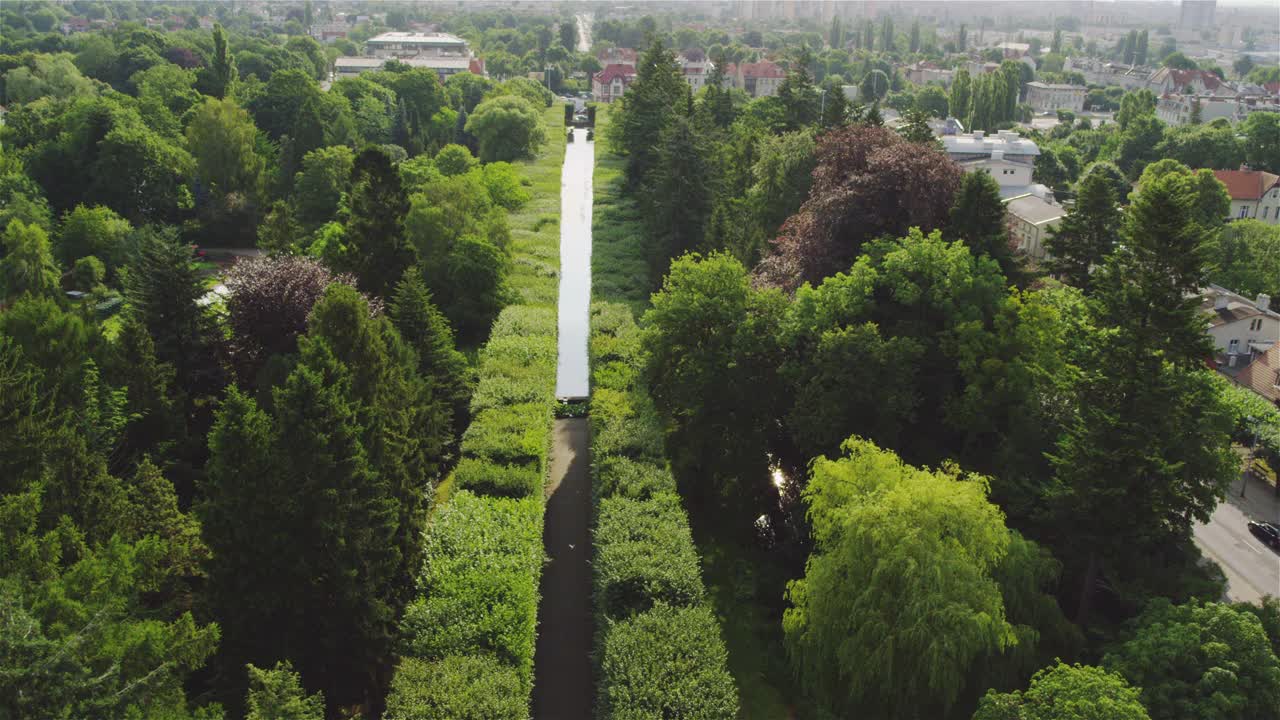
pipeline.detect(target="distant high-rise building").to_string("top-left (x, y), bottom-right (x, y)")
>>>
top-left (1179, 0), bottom-right (1216, 29)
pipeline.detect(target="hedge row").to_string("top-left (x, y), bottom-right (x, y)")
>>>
top-left (589, 302), bottom-right (740, 720)
top-left (386, 107), bottom-right (565, 720)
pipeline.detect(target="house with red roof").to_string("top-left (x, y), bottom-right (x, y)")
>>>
top-left (592, 64), bottom-right (636, 103)
top-left (1148, 67), bottom-right (1232, 96)
top-left (1213, 169), bottom-right (1280, 224)
top-left (720, 61), bottom-right (785, 98)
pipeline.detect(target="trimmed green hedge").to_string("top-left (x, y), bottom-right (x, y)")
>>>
top-left (385, 656), bottom-right (528, 720)
top-left (589, 301), bottom-right (739, 719)
top-left (595, 493), bottom-right (705, 620)
top-left (388, 106), bottom-right (565, 720)
top-left (597, 604), bottom-right (739, 720)
top-left (400, 491), bottom-right (543, 679)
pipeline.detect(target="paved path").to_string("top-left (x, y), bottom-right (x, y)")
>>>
top-left (1193, 472), bottom-right (1280, 603)
top-left (532, 419), bottom-right (593, 719)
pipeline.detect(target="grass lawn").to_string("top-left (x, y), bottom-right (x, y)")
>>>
top-left (591, 150), bottom-right (650, 318)
top-left (505, 106), bottom-right (568, 309)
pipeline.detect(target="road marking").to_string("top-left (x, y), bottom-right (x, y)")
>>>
top-left (1242, 539), bottom-right (1264, 554)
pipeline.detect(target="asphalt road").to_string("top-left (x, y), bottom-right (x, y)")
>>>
top-left (1193, 473), bottom-right (1280, 604)
top-left (531, 419), bottom-right (593, 719)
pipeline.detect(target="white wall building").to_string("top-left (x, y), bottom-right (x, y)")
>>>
top-left (1214, 170), bottom-right (1280, 224)
top-left (942, 130), bottom-right (1044, 199)
top-left (1202, 285), bottom-right (1280, 360)
top-left (365, 32), bottom-right (469, 59)
top-left (1005, 194), bottom-right (1067, 260)
top-left (1025, 82), bottom-right (1086, 113)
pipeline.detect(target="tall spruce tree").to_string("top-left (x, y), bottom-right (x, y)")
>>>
top-left (1044, 169), bottom-right (1122, 291)
top-left (1048, 171), bottom-right (1236, 624)
top-left (618, 39), bottom-right (686, 186)
top-left (342, 148), bottom-right (411, 297)
top-left (210, 23), bottom-right (236, 98)
top-left (778, 45), bottom-right (819, 130)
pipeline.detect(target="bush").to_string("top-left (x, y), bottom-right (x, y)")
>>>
top-left (595, 494), bottom-right (705, 620)
top-left (481, 162), bottom-right (532, 210)
top-left (466, 95), bottom-right (547, 163)
top-left (434, 144), bottom-right (478, 176)
top-left (72, 255), bottom-right (105, 290)
top-left (399, 491), bottom-right (544, 681)
top-left (597, 604), bottom-right (739, 720)
top-left (385, 656), bottom-right (527, 720)
top-left (453, 457), bottom-right (542, 498)
top-left (595, 455), bottom-right (674, 500)
top-left (589, 301), bottom-right (740, 718)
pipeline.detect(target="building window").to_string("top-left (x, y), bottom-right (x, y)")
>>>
top-left (1266, 207), bottom-right (1271, 219)
top-left (1229, 338), bottom-right (1240, 353)
top-left (1240, 205), bottom-right (1250, 218)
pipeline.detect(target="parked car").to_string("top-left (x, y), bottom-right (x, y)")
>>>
top-left (1248, 520), bottom-right (1280, 549)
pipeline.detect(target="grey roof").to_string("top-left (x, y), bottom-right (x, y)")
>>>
top-left (1026, 81), bottom-right (1085, 91)
top-left (336, 56), bottom-right (473, 71)
top-left (942, 130), bottom-right (1041, 157)
top-left (1005, 194), bottom-right (1067, 224)
top-left (367, 31), bottom-right (467, 47)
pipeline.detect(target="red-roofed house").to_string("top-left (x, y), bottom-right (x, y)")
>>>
top-left (1213, 169), bottom-right (1280, 224)
top-left (1148, 67), bottom-right (1232, 96)
top-left (592, 64), bottom-right (636, 103)
top-left (721, 61), bottom-right (785, 98)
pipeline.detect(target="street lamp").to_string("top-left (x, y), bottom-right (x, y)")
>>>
top-left (1243, 416), bottom-right (1259, 498)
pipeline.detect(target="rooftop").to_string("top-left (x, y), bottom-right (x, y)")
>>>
top-left (942, 130), bottom-right (1040, 157)
top-left (1005, 194), bottom-right (1067, 225)
top-left (1026, 81), bottom-right (1086, 91)
top-left (336, 56), bottom-right (475, 71)
top-left (1201, 284), bottom-right (1279, 328)
top-left (1212, 169), bottom-right (1280, 201)
top-left (366, 32), bottom-right (467, 47)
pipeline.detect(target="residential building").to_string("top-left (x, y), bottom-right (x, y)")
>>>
top-left (1025, 82), bottom-right (1086, 113)
top-left (1220, 342), bottom-right (1280, 406)
top-left (941, 130), bottom-right (1044, 199)
top-left (365, 32), bottom-right (469, 59)
top-left (720, 61), bottom-right (785, 98)
top-left (310, 22), bottom-right (351, 43)
top-left (1064, 57), bottom-right (1152, 91)
top-left (1155, 94), bottom-right (1242, 125)
top-left (1148, 67), bottom-right (1232, 96)
top-left (905, 62), bottom-right (955, 88)
top-left (334, 56), bottom-right (483, 81)
top-left (592, 64), bottom-right (636, 103)
top-left (679, 51), bottom-right (713, 92)
top-left (1213, 169), bottom-right (1280, 224)
top-left (1202, 284), bottom-right (1280, 360)
top-left (597, 47), bottom-right (638, 66)
top-left (1004, 193), bottom-right (1067, 260)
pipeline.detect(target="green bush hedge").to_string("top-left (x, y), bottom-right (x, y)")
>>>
top-left (387, 107), bottom-right (565, 720)
top-left (589, 301), bottom-right (739, 719)
top-left (399, 491), bottom-right (544, 680)
top-left (597, 604), bottom-right (739, 720)
top-left (385, 655), bottom-right (528, 720)
top-left (595, 493), bottom-right (705, 620)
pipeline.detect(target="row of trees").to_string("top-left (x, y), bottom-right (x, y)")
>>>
top-left (604, 36), bottom-right (1280, 720)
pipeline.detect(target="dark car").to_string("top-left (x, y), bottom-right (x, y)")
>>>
top-left (1248, 521), bottom-right (1280, 549)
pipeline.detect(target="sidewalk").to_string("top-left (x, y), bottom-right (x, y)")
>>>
top-left (1223, 470), bottom-right (1280, 525)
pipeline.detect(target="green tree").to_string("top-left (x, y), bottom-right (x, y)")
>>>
top-left (1044, 170), bottom-right (1122, 291)
top-left (948, 170), bottom-right (1015, 277)
top-left (910, 20), bottom-right (921, 52)
top-left (820, 79), bottom-right (849, 127)
top-left (1155, 122), bottom-right (1243, 170)
top-left (1049, 171), bottom-right (1237, 623)
top-left (880, 16), bottom-right (896, 52)
top-left (778, 45), bottom-right (819, 130)
top-left (973, 662), bottom-right (1150, 720)
top-left (245, 661), bottom-right (325, 720)
top-left (388, 269), bottom-right (472, 450)
top-left (341, 147), bottom-right (411, 297)
top-left (208, 23), bottom-right (237, 98)
top-left (859, 69), bottom-right (889, 103)
top-left (0, 221), bottom-right (60, 303)
top-left (88, 123), bottom-right (194, 224)
top-left (464, 94), bottom-right (545, 162)
top-left (951, 68), bottom-right (972, 122)
top-left (703, 50), bottom-right (735, 128)
top-left (1114, 114), bottom-right (1165, 179)
top-left (186, 97), bottom-right (265, 202)
top-left (71, 255), bottom-right (105, 290)
top-left (748, 129), bottom-right (817, 238)
top-left (784, 438), bottom-right (1019, 718)
top-left (433, 143), bottom-right (478, 176)
top-left (643, 252), bottom-right (788, 528)
top-left (617, 39), bottom-right (687, 185)
top-left (644, 112), bottom-right (716, 280)
top-left (54, 204), bottom-right (132, 276)
top-left (292, 145), bottom-right (355, 229)
top-left (1103, 600), bottom-right (1280, 720)
top-left (1208, 220), bottom-right (1280, 304)
top-left (1242, 111), bottom-right (1280, 173)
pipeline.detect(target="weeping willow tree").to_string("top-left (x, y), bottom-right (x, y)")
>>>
top-left (783, 438), bottom-right (1076, 718)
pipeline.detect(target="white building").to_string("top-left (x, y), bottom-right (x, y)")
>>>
top-left (942, 130), bottom-right (1045, 199)
top-left (1004, 194), bottom-right (1067, 260)
top-left (334, 55), bottom-right (480, 81)
top-left (679, 53), bottom-right (713, 92)
top-left (1155, 94), bottom-right (1242, 125)
top-left (365, 32), bottom-right (469, 59)
top-left (1213, 170), bottom-right (1280, 224)
top-left (1025, 82), bottom-right (1086, 113)
top-left (1201, 284), bottom-right (1279, 360)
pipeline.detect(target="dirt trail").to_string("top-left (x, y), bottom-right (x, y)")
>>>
top-left (532, 419), bottom-right (593, 718)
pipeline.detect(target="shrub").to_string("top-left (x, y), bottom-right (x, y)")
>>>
top-left (597, 604), bottom-right (739, 720)
top-left (595, 455), bottom-right (673, 500)
top-left (466, 95), bottom-right (547, 163)
top-left (434, 143), bottom-right (479, 177)
top-left (482, 162), bottom-right (532, 210)
top-left (595, 494), bottom-right (705, 620)
top-left (454, 457), bottom-right (542, 499)
top-left (399, 491), bottom-right (543, 681)
top-left (385, 656), bottom-right (528, 720)
top-left (72, 255), bottom-right (105, 290)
